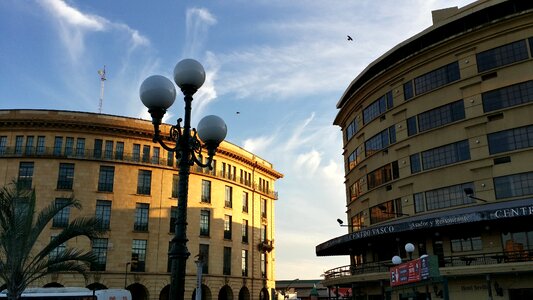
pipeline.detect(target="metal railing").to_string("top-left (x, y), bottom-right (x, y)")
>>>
top-left (1, 146), bottom-right (278, 198)
top-left (323, 250), bottom-right (533, 280)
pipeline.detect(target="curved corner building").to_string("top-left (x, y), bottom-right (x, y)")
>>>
top-left (316, 1), bottom-right (533, 299)
top-left (0, 109), bottom-right (283, 300)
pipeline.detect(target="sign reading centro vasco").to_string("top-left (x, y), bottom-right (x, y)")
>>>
top-left (318, 203), bottom-right (533, 251)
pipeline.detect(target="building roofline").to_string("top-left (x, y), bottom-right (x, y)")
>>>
top-left (0, 109), bottom-right (283, 179)
top-left (334, 0), bottom-right (533, 124)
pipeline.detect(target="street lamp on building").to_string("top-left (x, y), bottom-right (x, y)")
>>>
top-left (140, 59), bottom-right (227, 300)
top-left (336, 219), bottom-right (366, 229)
top-left (463, 188), bottom-right (488, 202)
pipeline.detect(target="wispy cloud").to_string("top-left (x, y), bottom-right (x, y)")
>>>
top-left (38, 0), bottom-right (149, 61)
top-left (183, 7), bottom-right (217, 59)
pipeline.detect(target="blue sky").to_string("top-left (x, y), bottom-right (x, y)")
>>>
top-left (0, 0), bottom-right (475, 279)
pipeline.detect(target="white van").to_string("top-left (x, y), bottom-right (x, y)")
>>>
top-left (0, 287), bottom-right (132, 300)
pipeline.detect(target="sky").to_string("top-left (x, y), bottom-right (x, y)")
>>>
top-left (0, 0), bottom-right (476, 280)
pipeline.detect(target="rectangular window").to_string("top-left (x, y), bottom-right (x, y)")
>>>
top-left (53, 137), bottom-right (63, 156)
top-left (131, 240), bottom-right (147, 272)
top-left (170, 206), bottom-right (177, 233)
top-left (57, 163), bottom-right (74, 190)
top-left (134, 203), bottom-right (149, 231)
top-left (98, 166), bottom-right (115, 192)
top-left (76, 138), bottom-right (85, 157)
top-left (142, 145), bottom-right (150, 163)
top-left (421, 140), bottom-right (470, 170)
top-left (152, 147), bottom-right (160, 164)
top-left (225, 186), bottom-right (233, 208)
top-left (167, 150), bottom-right (174, 167)
top-left (93, 139), bottom-right (102, 159)
top-left (133, 144), bottom-right (141, 162)
top-left (242, 192), bottom-right (249, 213)
top-left (91, 238), bottom-right (108, 271)
top-left (18, 162), bottom-right (34, 190)
top-left (477, 39), bottom-right (528, 72)
top-left (260, 252), bottom-right (266, 278)
top-left (351, 212), bottom-right (366, 231)
top-left (104, 140), bottom-right (113, 159)
top-left (417, 100), bottom-right (465, 132)
top-left (345, 117), bottom-right (358, 141)
top-left (369, 200), bottom-right (396, 224)
top-left (200, 210), bottom-right (210, 236)
top-left (451, 236), bottom-right (482, 252)
top-left (0, 136), bottom-right (7, 155)
top-left (53, 198), bottom-right (70, 228)
top-left (224, 215), bottom-right (232, 239)
top-left (137, 170), bottom-right (152, 195)
top-left (347, 146), bottom-right (363, 171)
top-left (25, 136), bottom-right (34, 155)
top-left (64, 137), bottom-right (74, 156)
top-left (350, 176), bottom-right (366, 201)
top-left (423, 182), bottom-right (475, 211)
top-left (115, 142), bottom-right (124, 160)
top-left (494, 171), bottom-right (533, 199)
top-left (403, 81), bottom-right (414, 100)
top-left (482, 80), bottom-right (533, 112)
top-left (414, 193), bottom-right (425, 213)
top-left (414, 61), bottom-right (460, 95)
top-left (242, 219), bottom-right (249, 243)
top-left (363, 91), bottom-right (393, 124)
top-left (367, 161), bottom-right (399, 190)
top-left (410, 154), bottom-right (421, 174)
top-left (95, 200), bottom-right (111, 230)
top-left (261, 224), bottom-right (267, 242)
top-left (261, 198), bottom-right (267, 218)
top-left (223, 247), bottom-right (231, 275)
top-left (49, 235), bottom-right (66, 261)
top-left (241, 249), bottom-right (248, 276)
top-left (364, 126), bottom-right (396, 156)
top-left (201, 180), bottom-right (211, 203)
top-left (488, 125), bottom-right (533, 154)
top-left (36, 136), bottom-right (45, 154)
top-left (172, 174), bottom-right (179, 198)
top-left (15, 136), bottom-right (24, 154)
top-left (199, 244), bottom-right (209, 274)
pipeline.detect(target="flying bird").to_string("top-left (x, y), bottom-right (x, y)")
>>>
top-left (347, 35), bottom-right (354, 41)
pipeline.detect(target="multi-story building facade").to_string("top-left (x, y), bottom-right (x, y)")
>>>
top-left (0, 109), bottom-right (283, 300)
top-left (317, 1), bottom-right (533, 299)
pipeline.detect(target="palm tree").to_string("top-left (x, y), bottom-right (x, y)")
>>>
top-left (0, 181), bottom-right (107, 300)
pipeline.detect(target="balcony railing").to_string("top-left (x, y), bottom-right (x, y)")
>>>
top-left (323, 250), bottom-right (533, 280)
top-left (1, 146), bottom-right (279, 198)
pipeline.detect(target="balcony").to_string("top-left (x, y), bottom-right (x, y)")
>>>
top-left (323, 250), bottom-right (533, 280)
top-left (1, 146), bottom-right (279, 198)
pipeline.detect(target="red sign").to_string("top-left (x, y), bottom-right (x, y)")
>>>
top-left (389, 256), bottom-right (430, 287)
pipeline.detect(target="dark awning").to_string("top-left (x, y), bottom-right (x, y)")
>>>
top-left (316, 198), bottom-right (533, 256)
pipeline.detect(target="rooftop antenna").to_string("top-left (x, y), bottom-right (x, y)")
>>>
top-left (97, 66), bottom-right (107, 114)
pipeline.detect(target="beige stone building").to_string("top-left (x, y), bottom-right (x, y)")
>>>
top-left (316, 1), bottom-right (533, 299)
top-left (0, 109), bottom-right (283, 300)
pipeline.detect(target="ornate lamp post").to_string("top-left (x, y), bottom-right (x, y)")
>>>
top-left (140, 59), bottom-right (227, 300)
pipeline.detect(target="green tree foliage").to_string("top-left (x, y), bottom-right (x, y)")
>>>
top-left (0, 181), bottom-right (106, 300)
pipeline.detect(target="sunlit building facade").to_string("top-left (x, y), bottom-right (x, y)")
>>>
top-left (317, 1), bottom-right (533, 299)
top-left (0, 109), bottom-right (282, 300)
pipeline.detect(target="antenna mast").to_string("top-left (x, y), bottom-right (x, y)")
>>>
top-left (98, 66), bottom-right (107, 114)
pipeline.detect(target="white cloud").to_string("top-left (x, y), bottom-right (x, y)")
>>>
top-left (184, 8), bottom-right (217, 58)
top-left (38, 0), bottom-right (149, 61)
top-left (295, 150), bottom-right (321, 176)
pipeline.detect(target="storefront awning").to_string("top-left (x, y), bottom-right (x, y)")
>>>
top-left (316, 198), bottom-right (533, 256)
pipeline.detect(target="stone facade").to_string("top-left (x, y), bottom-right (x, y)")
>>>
top-left (0, 109), bottom-right (283, 300)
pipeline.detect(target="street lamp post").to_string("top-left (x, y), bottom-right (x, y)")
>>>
top-left (140, 59), bottom-right (227, 300)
